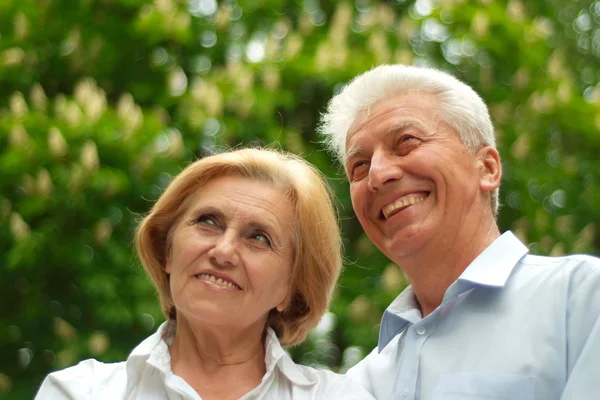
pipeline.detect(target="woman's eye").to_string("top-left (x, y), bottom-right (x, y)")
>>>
top-left (250, 232), bottom-right (271, 246)
top-left (197, 215), bottom-right (217, 226)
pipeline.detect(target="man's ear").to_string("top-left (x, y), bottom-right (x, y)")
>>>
top-left (478, 146), bottom-right (502, 193)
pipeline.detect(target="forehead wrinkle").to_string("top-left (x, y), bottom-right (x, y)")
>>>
top-left (188, 187), bottom-right (287, 226)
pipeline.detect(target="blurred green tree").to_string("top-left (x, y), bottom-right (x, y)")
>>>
top-left (0, 0), bottom-right (599, 397)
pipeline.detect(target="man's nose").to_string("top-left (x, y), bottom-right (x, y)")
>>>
top-left (208, 232), bottom-right (240, 267)
top-left (368, 151), bottom-right (403, 191)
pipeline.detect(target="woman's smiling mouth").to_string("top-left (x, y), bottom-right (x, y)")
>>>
top-left (194, 273), bottom-right (241, 290)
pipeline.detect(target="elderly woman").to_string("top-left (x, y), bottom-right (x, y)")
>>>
top-left (36, 148), bottom-right (373, 399)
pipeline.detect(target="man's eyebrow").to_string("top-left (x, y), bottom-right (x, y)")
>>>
top-left (346, 122), bottom-right (425, 162)
top-left (384, 121), bottom-right (416, 137)
top-left (346, 146), bottom-right (363, 162)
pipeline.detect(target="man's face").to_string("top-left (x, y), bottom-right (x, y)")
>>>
top-left (345, 92), bottom-right (489, 262)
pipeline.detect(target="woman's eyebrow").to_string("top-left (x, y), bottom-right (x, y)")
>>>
top-left (188, 206), bottom-right (222, 219)
top-left (246, 217), bottom-right (280, 235)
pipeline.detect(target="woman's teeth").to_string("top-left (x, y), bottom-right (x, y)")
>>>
top-left (196, 273), bottom-right (240, 290)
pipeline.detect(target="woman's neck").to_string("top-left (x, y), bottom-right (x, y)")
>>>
top-left (168, 317), bottom-right (268, 400)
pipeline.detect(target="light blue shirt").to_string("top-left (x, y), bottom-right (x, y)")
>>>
top-left (348, 231), bottom-right (600, 399)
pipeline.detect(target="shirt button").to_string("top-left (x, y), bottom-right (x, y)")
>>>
top-left (416, 327), bottom-right (426, 335)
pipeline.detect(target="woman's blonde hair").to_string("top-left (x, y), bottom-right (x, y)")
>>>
top-left (135, 148), bottom-right (342, 346)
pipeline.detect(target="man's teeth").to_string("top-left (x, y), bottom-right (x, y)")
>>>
top-left (196, 273), bottom-right (240, 290)
top-left (383, 195), bottom-right (426, 219)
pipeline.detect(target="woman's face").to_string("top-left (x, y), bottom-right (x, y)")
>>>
top-left (166, 175), bottom-right (295, 333)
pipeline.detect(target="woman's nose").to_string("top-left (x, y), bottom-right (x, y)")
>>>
top-left (207, 233), bottom-right (240, 267)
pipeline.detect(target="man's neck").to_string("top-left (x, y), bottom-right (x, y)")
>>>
top-left (400, 220), bottom-right (501, 317)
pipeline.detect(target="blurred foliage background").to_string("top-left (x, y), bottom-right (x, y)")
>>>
top-left (1, 0), bottom-right (599, 397)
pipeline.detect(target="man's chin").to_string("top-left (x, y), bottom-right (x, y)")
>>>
top-left (381, 227), bottom-right (432, 261)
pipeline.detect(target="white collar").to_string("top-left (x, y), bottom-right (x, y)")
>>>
top-left (125, 322), bottom-right (313, 392)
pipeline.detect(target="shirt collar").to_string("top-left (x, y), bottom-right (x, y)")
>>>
top-left (124, 322), bottom-right (313, 389)
top-left (377, 285), bottom-right (419, 352)
top-left (456, 231), bottom-right (528, 287)
top-left (378, 231), bottom-right (529, 351)
top-left (264, 328), bottom-right (313, 386)
top-left (124, 321), bottom-right (171, 392)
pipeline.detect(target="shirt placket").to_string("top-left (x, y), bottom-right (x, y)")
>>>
top-left (395, 314), bottom-right (439, 400)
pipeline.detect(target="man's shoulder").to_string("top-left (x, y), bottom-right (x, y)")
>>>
top-left (347, 334), bottom-right (402, 376)
top-left (345, 339), bottom-right (402, 399)
top-left (520, 252), bottom-right (600, 267)
top-left (516, 252), bottom-right (600, 279)
top-left (513, 252), bottom-right (600, 301)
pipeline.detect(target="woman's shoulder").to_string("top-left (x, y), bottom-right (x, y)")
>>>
top-left (271, 351), bottom-right (374, 399)
top-left (35, 359), bottom-right (127, 399)
top-left (265, 329), bottom-right (374, 399)
top-left (278, 364), bottom-right (373, 400)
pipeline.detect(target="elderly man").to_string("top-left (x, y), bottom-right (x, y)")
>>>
top-left (319, 65), bottom-right (600, 400)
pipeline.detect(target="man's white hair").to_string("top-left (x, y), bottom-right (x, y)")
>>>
top-left (318, 64), bottom-right (500, 217)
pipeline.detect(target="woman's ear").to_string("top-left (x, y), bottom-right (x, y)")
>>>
top-left (275, 295), bottom-right (289, 313)
top-left (478, 146), bottom-right (502, 193)
top-left (164, 238), bottom-right (174, 274)
top-left (165, 252), bottom-right (172, 274)
top-left (275, 289), bottom-right (294, 313)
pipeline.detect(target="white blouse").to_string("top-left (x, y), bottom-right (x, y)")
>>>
top-left (36, 323), bottom-right (374, 399)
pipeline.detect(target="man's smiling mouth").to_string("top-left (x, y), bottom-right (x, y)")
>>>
top-left (382, 193), bottom-right (428, 219)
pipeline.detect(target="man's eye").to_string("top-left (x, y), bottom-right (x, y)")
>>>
top-left (350, 160), bottom-right (369, 178)
top-left (397, 135), bottom-right (420, 154)
top-left (351, 161), bottom-right (369, 180)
